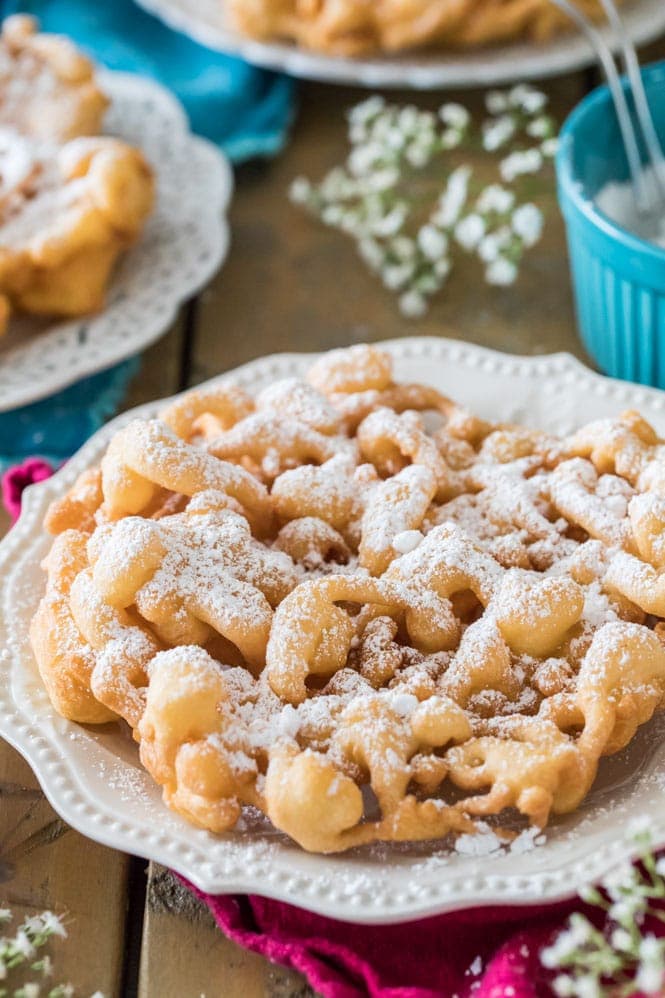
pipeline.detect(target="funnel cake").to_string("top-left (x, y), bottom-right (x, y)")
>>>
top-left (228, 0), bottom-right (624, 56)
top-left (31, 344), bottom-right (665, 854)
top-left (0, 15), bottom-right (108, 142)
top-left (0, 16), bottom-right (154, 335)
top-left (0, 131), bottom-right (154, 335)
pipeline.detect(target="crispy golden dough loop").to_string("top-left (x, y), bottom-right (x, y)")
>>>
top-left (160, 384), bottom-right (255, 440)
top-left (29, 530), bottom-right (115, 724)
top-left (359, 464), bottom-right (436, 576)
top-left (266, 576), bottom-right (407, 704)
top-left (138, 648), bottom-right (263, 833)
top-left (69, 568), bottom-right (159, 728)
top-left (357, 407), bottom-right (464, 502)
top-left (44, 467), bottom-right (103, 535)
top-left (100, 419), bottom-right (273, 534)
top-left (307, 343), bottom-right (393, 395)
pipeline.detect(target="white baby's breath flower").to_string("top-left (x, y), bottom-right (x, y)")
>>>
top-left (482, 115), bottom-right (516, 151)
top-left (603, 862), bottom-right (639, 897)
top-left (441, 128), bottom-right (463, 150)
top-left (348, 95), bottom-right (385, 126)
top-left (392, 235), bottom-right (417, 261)
top-left (639, 936), bottom-right (663, 960)
top-left (40, 912), bottom-right (66, 939)
top-left (406, 141), bottom-right (432, 168)
top-left (413, 273), bottom-right (440, 295)
top-left (0, 909), bottom-right (11, 923)
top-left (340, 211), bottom-right (364, 237)
top-left (511, 203), bottom-right (543, 247)
top-left (609, 896), bottom-right (646, 924)
top-left (417, 224), bottom-right (449, 261)
top-left (610, 928), bottom-right (633, 951)
top-left (0, 960), bottom-right (7, 981)
top-left (485, 89), bottom-right (509, 114)
top-left (573, 975), bottom-right (602, 998)
top-left (14, 929), bottom-right (36, 958)
top-left (509, 84), bottom-right (548, 115)
top-left (432, 166), bottom-right (471, 228)
top-left (399, 290), bottom-right (428, 318)
top-left (398, 105), bottom-right (419, 135)
top-left (476, 184), bottom-right (515, 215)
top-left (433, 257), bottom-right (451, 279)
top-left (636, 964), bottom-right (665, 995)
top-left (527, 115), bottom-right (553, 139)
top-left (381, 262), bottom-right (415, 291)
top-left (578, 884), bottom-right (603, 905)
top-left (358, 238), bottom-right (385, 270)
top-left (635, 939), bottom-right (665, 997)
top-left (552, 975), bottom-right (575, 997)
top-left (500, 148), bottom-right (543, 182)
top-left (349, 122), bottom-right (368, 144)
top-left (21, 983), bottom-right (40, 998)
top-left (289, 177), bottom-right (312, 205)
top-left (486, 257), bottom-right (518, 286)
top-left (439, 102), bottom-right (470, 130)
top-left (371, 205), bottom-right (407, 237)
top-left (477, 226), bottom-right (512, 263)
top-left (367, 167), bottom-right (400, 192)
top-left (349, 142), bottom-right (384, 177)
top-left (320, 166), bottom-right (352, 200)
top-left (455, 213), bottom-right (486, 251)
top-left (541, 923), bottom-right (591, 969)
top-left (321, 204), bottom-right (344, 227)
top-left (541, 137), bottom-right (559, 158)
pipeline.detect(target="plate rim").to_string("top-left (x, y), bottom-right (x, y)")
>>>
top-left (134, 0), bottom-right (665, 89)
top-left (0, 69), bottom-right (233, 414)
top-left (2, 335), bottom-right (665, 923)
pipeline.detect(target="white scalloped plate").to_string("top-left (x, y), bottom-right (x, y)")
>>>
top-left (3, 337), bottom-right (665, 924)
top-left (0, 71), bottom-right (232, 414)
top-left (135, 0), bottom-right (665, 89)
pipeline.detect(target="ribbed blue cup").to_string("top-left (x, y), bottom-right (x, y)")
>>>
top-left (557, 61), bottom-right (665, 386)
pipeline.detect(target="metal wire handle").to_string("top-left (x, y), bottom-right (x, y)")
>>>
top-left (549, 0), bottom-right (665, 212)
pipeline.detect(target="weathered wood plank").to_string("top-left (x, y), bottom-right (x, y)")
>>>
top-left (138, 866), bottom-right (314, 998)
top-left (192, 76), bottom-right (591, 384)
top-left (0, 747), bottom-right (129, 997)
top-left (0, 315), bottom-right (187, 997)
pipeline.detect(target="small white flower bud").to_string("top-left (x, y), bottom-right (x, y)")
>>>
top-left (455, 213), bottom-right (486, 251)
top-left (289, 177), bottom-right (312, 204)
top-left (486, 257), bottom-right (518, 286)
top-left (511, 203), bottom-right (544, 247)
top-left (417, 224), bottom-right (448, 261)
top-left (438, 102), bottom-right (470, 130)
top-left (399, 290), bottom-right (428, 318)
top-left (486, 90), bottom-right (509, 114)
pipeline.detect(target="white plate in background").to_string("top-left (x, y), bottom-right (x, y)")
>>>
top-left (136, 0), bottom-right (665, 89)
top-left (0, 71), bottom-right (232, 413)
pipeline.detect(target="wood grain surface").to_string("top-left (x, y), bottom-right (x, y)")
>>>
top-left (1, 50), bottom-right (664, 995)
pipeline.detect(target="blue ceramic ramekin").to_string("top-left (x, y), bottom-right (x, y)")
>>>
top-left (557, 61), bottom-right (665, 386)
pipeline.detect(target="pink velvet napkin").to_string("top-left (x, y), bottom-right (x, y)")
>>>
top-left (1, 458), bottom-right (55, 522)
top-left (187, 885), bottom-right (573, 997)
top-left (188, 886), bottom-right (664, 997)
top-left (3, 459), bottom-right (657, 997)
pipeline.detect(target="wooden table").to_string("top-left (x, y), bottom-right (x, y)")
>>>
top-left (2, 46), bottom-right (664, 995)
